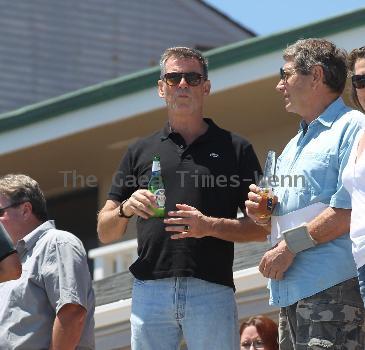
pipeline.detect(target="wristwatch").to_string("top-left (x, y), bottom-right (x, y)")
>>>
top-left (118, 199), bottom-right (133, 218)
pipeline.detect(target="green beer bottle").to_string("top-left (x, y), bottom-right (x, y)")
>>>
top-left (148, 155), bottom-right (166, 217)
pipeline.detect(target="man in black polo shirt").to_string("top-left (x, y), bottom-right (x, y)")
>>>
top-left (97, 47), bottom-right (266, 350)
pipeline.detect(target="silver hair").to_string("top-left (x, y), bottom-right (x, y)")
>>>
top-left (283, 38), bottom-right (347, 93)
top-left (0, 174), bottom-right (48, 222)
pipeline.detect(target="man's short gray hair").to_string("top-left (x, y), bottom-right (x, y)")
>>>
top-left (0, 174), bottom-right (48, 222)
top-left (160, 47), bottom-right (208, 79)
top-left (283, 38), bottom-right (348, 94)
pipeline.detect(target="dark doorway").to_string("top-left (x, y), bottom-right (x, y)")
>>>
top-left (47, 187), bottom-right (99, 277)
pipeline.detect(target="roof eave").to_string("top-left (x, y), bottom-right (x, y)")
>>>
top-left (0, 8), bottom-right (364, 134)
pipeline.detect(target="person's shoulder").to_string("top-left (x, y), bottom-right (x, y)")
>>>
top-left (213, 122), bottom-right (252, 148)
top-left (340, 108), bottom-right (365, 127)
top-left (43, 228), bottom-right (85, 252)
top-left (230, 131), bottom-right (252, 148)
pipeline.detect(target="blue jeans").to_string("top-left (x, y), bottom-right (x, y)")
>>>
top-left (130, 277), bottom-right (239, 350)
top-left (358, 264), bottom-right (365, 307)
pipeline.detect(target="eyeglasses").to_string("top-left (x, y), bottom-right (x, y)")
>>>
top-left (352, 74), bottom-right (365, 89)
top-left (162, 72), bottom-right (205, 86)
top-left (0, 202), bottom-right (24, 216)
top-left (241, 340), bottom-right (265, 349)
top-left (280, 67), bottom-right (296, 82)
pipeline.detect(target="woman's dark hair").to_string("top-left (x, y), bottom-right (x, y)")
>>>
top-left (348, 46), bottom-right (365, 113)
top-left (240, 315), bottom-right (279, 350)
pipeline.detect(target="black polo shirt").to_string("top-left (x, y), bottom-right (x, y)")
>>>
top-left (108, 118), bottom-right (261, 288)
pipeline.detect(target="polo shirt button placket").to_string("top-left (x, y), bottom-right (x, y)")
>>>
top-left (177, 144), bottom-right (185, 157)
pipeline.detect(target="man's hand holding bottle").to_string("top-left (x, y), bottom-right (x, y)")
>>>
top-left (245, 184), bottom-right (277, 227)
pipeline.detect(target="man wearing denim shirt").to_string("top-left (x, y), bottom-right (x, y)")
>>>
top-left (246, 39), bottom-right (365, 349)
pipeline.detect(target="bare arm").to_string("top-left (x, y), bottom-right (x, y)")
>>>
top-left (97, 189), bottom-right (158, 244)
top-left (246, 183), bottom-right (352, 279)
top-left (97, 200), bottom-right (129, 244)
top-left (49, 303), bottom-right (86, 350)
top-left (164, 204), bottom-right (268, 242)
top-left (357, 131), bottom-right (365, 160)
top-left (307, 207), bottom-right (350, 243)
top-left (209, 215), bottom-right (269, 242)
top-left (0, 252), bottom-right (22, 283)
top-left (259, 207), bottom-right (351, 280)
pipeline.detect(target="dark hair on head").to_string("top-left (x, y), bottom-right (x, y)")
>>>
top-left (0, 174), bottom-right (48, 222)
top-left (240, 315), bottom-right (279, 350)
top-left (348, 46), bottom-right (365, 113)
top-left (160, 47), bottom-right (208, 79)
top-left (283, 38), bottom-right (348, 94)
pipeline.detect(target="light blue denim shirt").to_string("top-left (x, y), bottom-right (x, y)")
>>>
top-left (269, 97), bottom-right (365, 307)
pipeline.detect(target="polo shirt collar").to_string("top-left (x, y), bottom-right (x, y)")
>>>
top-left (17, 220), bottom-right (55, 253)
top-left (160, 117), bottom-right (219, 141)
top-left (161, 122), bottom-right (174, 140)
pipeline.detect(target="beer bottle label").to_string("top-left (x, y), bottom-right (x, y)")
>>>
top-left (151, 161), bottom-right (161, 173)
top-left (153, 188), bottom-right (166, 208)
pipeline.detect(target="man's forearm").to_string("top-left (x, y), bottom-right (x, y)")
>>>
top-left (307, 207), bottom-right (351, 244)
top-left (49, 304), bottom-right (86, 350)
top-left (97, 208), bottom-right (128, 244)
top-left (97, 200), bottom-right (129, 244)
top-left (258, 207), bottom-right (351, 280)
top-left (165, 204), bottom-right (270, 242)
top-left (208, 216), bottom-right (268, 242)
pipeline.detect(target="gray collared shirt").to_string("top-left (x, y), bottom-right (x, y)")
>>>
top-left (0, 221), bottom-right (95, 350)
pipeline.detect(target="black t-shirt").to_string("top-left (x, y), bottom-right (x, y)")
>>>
top-left (108, 118), bottom-right (262, 288)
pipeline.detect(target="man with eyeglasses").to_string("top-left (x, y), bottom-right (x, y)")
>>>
top-left (246, 38), bottom-right (365, 349)
top-left (0, 174), bottom-right (95, 350)
top-left (98, 47), bottom-right (266, 350)
top-left (0, 223), bottom-right (21, 283)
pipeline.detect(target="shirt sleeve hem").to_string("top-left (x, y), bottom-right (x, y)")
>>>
top-left (329, 198), bottom-right (351, 209)
top-left (56, 296), bottom-right (88, 314)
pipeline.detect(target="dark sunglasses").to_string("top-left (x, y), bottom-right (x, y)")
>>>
top-left (0, 202), bottom-right (24, 216)
top-left (241, 340), bottom-right (265, 349)
top-left (352, 74), bottom-right (365, 89)
top-left (279, 67), bottom-right (296, 82)
top-left (162, 72), bottom-right (205, 86)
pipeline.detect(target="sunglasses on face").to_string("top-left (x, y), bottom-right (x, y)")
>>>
top-left (280, 67), bottom-right (296, 82)
top-left (241, 340), bottom-right (265, 350)
top-left (0, 202), bottom-right (24, 216)
top-left (352, 74), bottom-right (365, 89)
top-left (162, 72), bottom-right (205, 86)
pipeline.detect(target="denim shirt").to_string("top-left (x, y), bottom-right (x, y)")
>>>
top-left (269, 97), bottom-right (365, 307)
